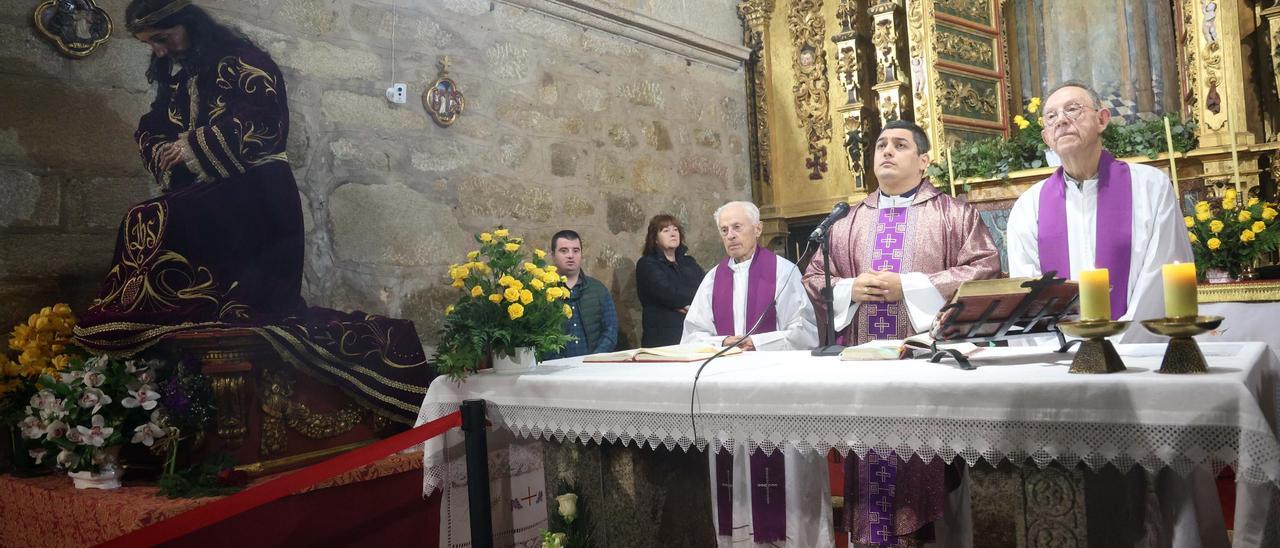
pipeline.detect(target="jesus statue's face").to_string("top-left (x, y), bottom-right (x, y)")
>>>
top-left (717, 204), bottom-right (762, 262)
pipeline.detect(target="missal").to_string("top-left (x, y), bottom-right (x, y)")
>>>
top-left (840, 335), bottom-right (982, 361)
top-left (582, 343), bottom-right (743, 363)
top-left (932, 276), bottom-right (1078, 340)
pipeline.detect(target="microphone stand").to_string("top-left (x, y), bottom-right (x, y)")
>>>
top-left (810, 230), bottom-right (845, 356)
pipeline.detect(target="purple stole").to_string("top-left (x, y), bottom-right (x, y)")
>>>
top-left (865, 203), bottom-right (910, 340)
top-left (847, 203), bottom-right (910, 545)
top-left (1037, 151), bottom-right (1134, 319)
top-left (711, 246), bottom-right (785, 542)
top-left (711, 245), bottom-right (778, 337)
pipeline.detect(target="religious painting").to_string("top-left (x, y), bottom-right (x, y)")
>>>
top-left (33, 0), bottom-right (112, 59)
top-left (424, 59), bottom-right (465, 128)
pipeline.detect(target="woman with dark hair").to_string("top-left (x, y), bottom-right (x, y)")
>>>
top-left (635, 214), bottom-right (705, 347)
top-left (73, 0), bottom-right (431, 425)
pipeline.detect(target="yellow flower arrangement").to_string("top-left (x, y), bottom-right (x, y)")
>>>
top-left (1184, 216), bottom-right (1194, 228)
top-left (1188, 197), bottom-right (1280, 279)
top-left (437, 228), bottom-right (574, 380)
top-left (1013, 115), bottom-right (1030, 130)
top-left (1, 304), bottom-right (78, 422)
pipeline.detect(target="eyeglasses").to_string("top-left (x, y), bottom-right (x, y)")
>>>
top-left (1042, 103), bottom-right (1096, 126)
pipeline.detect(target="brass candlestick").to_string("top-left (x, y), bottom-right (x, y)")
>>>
top-left (1139, 316), bottom-right (1224, 374)
top-left (1057, 319), bottom-right (1130, 374)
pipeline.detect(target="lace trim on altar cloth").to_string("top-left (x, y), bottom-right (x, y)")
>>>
top-left (419, 402), bottom-right (1280, 495)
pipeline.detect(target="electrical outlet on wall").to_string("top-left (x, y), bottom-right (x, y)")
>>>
top-left (385, 83), bottom-right (407, 104)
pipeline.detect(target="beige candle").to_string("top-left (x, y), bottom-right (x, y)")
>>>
top-left (946, 146), bottom-right (956, 196)
top-left (1227, 111), bottom-right (1243, 195)
top-left (1162, 262), bottom-right (1198, 319)
top-left (1079, 268), bottom-right (1111, 321)
top-left (1163, 116), bottom-right (1181, 206)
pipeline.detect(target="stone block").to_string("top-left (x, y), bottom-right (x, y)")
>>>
top-left (641, 121), bottom-right (673, 151)
top-left (278, 0), bottom-right (339, 35)
top-left (330, 138), bottom-right (394, 172)
top-left (0, 233), bottom-right (116, 278)
top-left (329, 182), bottom-right (471, 266)
top-left (0, 169), bottom-right (59, 228)
top-left (63, 176), bottom-right (155, 230)
top-left (457, 176), bottom-right (554, 223)
top-left (0, 76), bottom-right (147, 176)
top-left (497, 135), bottom-right (531, 169)
top-left (321, 90), bottom-right (428, 131)
top-left (272, 39), bottom-right (383, 81)
top-left (618, 80), bottom-right (664, 108)
top-left (410, 139), bottom-right (471, 173)
top-left (485, 42), bottom-right (531, 81)
top-left (606, 195), bottom-right (646, 235)
top-left (550, 143), bottom-right (579, 177)
top-left (400, 282), bottom-right (458, 346)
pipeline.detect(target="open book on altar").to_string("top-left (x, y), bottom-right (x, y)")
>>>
top-left (582, 343), bottom-right (743, 363)
top-left (931, 276), bottom-right (1078, 340)
top-left (839, 335), bottom-right (982, 361)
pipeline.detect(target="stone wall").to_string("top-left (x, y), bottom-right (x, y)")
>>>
top-left (0, 0), bottom-right (751, 351)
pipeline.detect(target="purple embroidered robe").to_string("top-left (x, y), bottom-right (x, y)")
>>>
top-left (803, 183), bottom-right (1002, 346)
top-left (801, 183), bottom-right (1000, 544)
top-left (73, 44), bottom-right (430, 424)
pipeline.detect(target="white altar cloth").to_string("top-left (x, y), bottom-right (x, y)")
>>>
top-left (418, 343), bottom-right (1280, 544)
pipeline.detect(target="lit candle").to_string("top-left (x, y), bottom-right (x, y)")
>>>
top-left (1162, 262), bottom-right (1198, 319)
top-left (1079, 268), bottom-right (1111, 321)
top-left (1163, 116), bottom-right (1181, 207)
top-left (1227, 110), bottom-right (1243, 195)
top-left (946, 146), bottom-right (957, 196)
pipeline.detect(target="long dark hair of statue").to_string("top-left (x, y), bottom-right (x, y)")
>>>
top-left (125, 1), bottom-right (253, 98)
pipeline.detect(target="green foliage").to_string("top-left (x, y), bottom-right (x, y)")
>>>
top-left (928, 100), bottom-right (1198, 186)
top-left (157, 452), bottom-right (245, 499)
top-left (435, 230), bottom-right (574, 381)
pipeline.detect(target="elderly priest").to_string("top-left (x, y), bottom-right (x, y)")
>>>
top-left (682, 201), bottom-right (828, 547)
top-left (1005, 81), bottom-right (1193, 335)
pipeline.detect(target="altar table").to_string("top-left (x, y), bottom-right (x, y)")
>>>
top-left (419, 343), bottom-right (1280, 546)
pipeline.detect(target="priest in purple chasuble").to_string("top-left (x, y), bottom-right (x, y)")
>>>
top-left (71, 1), bottom-right (431, 425)
top-left (803, 120), bottom-right (1001, 547)
top-left (682, 201), bottom-right (829, 548)
top-left (1006, 81), bottom-right (1193, 342)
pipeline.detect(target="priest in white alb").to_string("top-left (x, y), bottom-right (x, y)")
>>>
top-left (1006, 81), bottom-right (1229, 547)
top-left (802, 120), bottom-right (999, 547)
top-left (682, 200), bottom-right (829, 548)
top-left (1005, 81), bottom-right (1193, 339)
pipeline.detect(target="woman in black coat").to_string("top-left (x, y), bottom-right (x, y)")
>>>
top-left (636, 214), bottom-right (706, 347)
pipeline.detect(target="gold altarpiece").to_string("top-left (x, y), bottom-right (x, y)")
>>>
top-left (741, 0), bottom-right (1280, 255)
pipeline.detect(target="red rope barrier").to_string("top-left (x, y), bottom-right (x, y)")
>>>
top-left (98, 411), bottom-right (463, 547)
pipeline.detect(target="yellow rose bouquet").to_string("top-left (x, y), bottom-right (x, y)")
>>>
top-left (436, 228), bottom-right (574, 380)
top-left (2, 304), bottom-right (77, 413)
top-left (1186, 191), bottom-right (1280, 280)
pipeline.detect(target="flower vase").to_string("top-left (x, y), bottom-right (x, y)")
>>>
top-left (1204, 268), bottom-right (1234, 284)
top-left (69, 448), bottom-right (122, 490)
top-left (492, 347), bottom-right (537, 372)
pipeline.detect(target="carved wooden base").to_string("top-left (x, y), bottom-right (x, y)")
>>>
top-left (161, 328), bottom-right (392, 475)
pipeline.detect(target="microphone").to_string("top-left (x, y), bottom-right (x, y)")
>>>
top-left (808, 201), bottom-right (850, 242)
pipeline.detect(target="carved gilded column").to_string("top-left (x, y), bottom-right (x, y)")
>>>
top-left (832, 0), bottom-right (870, 190)
top-left (787, 0), bottom-right (832, 180)
top-left (739, 0), bottom-right (775, 198)
top-left (905, 0), bottom-right (944, 149)
top-left (870, 0), bottom-right (912, 129)
top-left (1184, 0), bottom-right (1261, 192)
